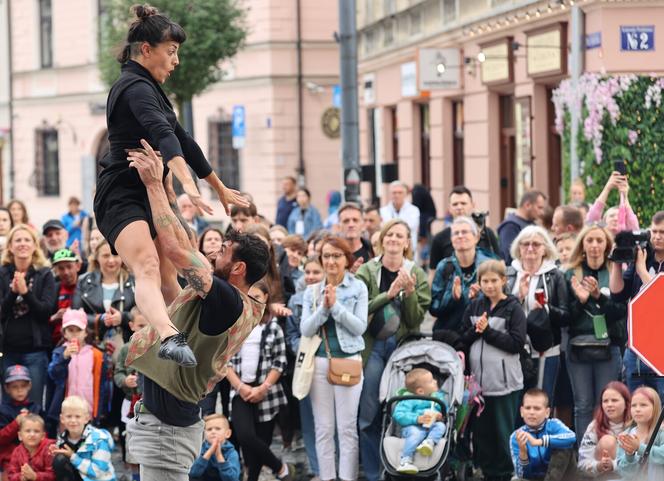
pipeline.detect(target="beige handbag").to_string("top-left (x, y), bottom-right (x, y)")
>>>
top-left (322, 326), bottom-right (362, 386)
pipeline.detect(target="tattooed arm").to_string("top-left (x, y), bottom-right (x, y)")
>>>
top-left (129, 139), bottom-right (213, 298)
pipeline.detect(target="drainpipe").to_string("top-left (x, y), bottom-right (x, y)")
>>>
top-left (296, 0), bottom-right (305, 185)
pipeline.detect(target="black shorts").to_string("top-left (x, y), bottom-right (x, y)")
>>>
top-left (94, 162), bottom-right (157, 254)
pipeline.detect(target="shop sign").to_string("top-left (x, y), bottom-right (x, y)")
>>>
top-left (401, 62), bottom-right (418, 97)
top-left (585, 32), bottom-right (602, 50)
top-left (620, 26), bottom-right (655, 51)
top-left (526, 23), bottom-right (567, 78)
top-left (418, 48), bottom-right (461, 90)
top-left (480, 39), bottom-right (513, 86)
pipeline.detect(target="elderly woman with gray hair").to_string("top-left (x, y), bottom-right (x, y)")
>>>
top-left (506, 225), bottom-right (570, 401)
top-left (430, 216), bottom-right (497, 333)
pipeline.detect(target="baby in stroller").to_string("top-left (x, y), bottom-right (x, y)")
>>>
top-left (393, 368), bottom-right (448, 475)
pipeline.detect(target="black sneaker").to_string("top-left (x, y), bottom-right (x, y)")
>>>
top-left (158, 332), bottom-right (197, 367)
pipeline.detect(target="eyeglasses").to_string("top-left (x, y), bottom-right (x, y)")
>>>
top-left (452, 230), bottom-right (473, 237)
top-left (520, 241), bottom-right (543, 249)
top-left (322, 253), bottom-right (345, 260)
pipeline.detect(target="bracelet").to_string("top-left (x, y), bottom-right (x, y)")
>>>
top-left (263, 381), bottom-right (273, 390)
top-left (236, 382), bottom-right (245, 391)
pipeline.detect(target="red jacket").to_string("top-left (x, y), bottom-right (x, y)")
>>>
top-left (6, 438), bottom-right (55, 481)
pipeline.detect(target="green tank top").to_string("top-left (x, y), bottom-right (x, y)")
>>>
top-left (126, 286), bottom-right (264, 404)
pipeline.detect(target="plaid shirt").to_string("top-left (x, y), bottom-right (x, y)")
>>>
top-left (228, 318), bottom-right (288, 422)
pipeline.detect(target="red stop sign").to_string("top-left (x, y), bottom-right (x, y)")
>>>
top-left (629, 273), bottom-right (664, 375)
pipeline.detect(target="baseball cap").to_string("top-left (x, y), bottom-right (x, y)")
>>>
top-left (4, 365), bottom-right (31, 384)
top-left (62, 308), bottom-right (88, 331)
top-left (52, 248), bottom-right (78, 265)
top-left (42, 219), bottom-right (65, 235)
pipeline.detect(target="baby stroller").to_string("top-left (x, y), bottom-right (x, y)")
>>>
top-left (378, 337), bottom-right (464, 480)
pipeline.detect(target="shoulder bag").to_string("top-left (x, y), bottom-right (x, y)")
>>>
top-left (322, 326), bottom-right (362, 387)
top-left (292, 285), bottom-right (323, 400)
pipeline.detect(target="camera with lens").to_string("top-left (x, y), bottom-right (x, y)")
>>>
top-left (609, 230), bottom-right (651, 263)
top-left (472, 211), bottom-right (488, 231)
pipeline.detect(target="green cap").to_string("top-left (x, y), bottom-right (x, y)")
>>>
top-left (52, 248), bottom-right (78, 265)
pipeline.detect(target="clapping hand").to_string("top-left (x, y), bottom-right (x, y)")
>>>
top-left (581, 276), bottom-right (601, 300)
top-left (597, 449), bottom-right (614, 473)
top-left (518, 273), bottom-right (530, 302)
top-left (20, 463), bottom-right (36, 481)
top-left (452, 276), bottom-right (462, 300)
top-left (571, 276), bottom-right (590, 304)
top-left (617, 433), bottom-right (641, 456)
top-left (104, 307), bottom-right (122, 327)
top-left (398, 268), bottom-right (417, 297)
top-left (323, 284), bottom-right (336, 309)
top-left (468, 283), bottom-right (481, 300)
top-left (203, 438), bottom-right (220, 460)
top-left (11, 271), bottom-right (28, 295)
top-left (475, 312), bottom-right (489, 334)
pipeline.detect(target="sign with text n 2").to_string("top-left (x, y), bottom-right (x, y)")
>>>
top-left (620, 26), bottom-right (654, 51)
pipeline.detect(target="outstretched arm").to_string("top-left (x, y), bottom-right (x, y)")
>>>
top-left (128, 139), bottom-right (213, 298)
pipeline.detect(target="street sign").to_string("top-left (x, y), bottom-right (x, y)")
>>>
top-left (620, 26), bottom-right (655, 52)
top-left (232, 105), bottom-right (245, 149)
top-left (332, 85), bottom-right (342, 108)
top-left (629, 273), bottom-right (664, 375)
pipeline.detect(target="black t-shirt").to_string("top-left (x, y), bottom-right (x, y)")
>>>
top-left (380, 265), bottom-right (399, 293)
top-left (353, 238), bottom-right (374, 265)
top-left (142, 276), bottom-right (244, 427)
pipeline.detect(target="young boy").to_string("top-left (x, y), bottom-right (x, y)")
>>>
top-left (392, 368), bottom-right (447, 475)
top-left (510, 389), bottom-right (577, 481)
top-left (7, 414), bottom-right (54, 481)
top-left (50, 396), bottom-right (115, 481)
top-left (189, 415), bottom-right (240, 481)
top-left (0, 365), bottom-right (43, 471)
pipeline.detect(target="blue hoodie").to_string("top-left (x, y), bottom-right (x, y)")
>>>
top-left (510, 418), bottom-right (576, 479)
top-left (392, 391), bottom-right (447, 427)
top-left (189, 441), bottom-right (240, 481)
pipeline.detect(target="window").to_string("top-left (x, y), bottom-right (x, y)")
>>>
top-left (443, 0), bottom-right (458, 24)
top-left (410, 10), bottom-right (422, 36)
top-left (35, 129), bottom-right (59, 196)
top-left (383, 19), bottom-right (395, 47)
top-left (208, 120), bottom-right (240, 190)
top-left (39, 0), bottom-right (53, 68)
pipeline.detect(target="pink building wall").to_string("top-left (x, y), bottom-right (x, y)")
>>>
top-left (358, 2), bottom-right (664, 228)
top-left (8, 0), bottom-right (340, 227)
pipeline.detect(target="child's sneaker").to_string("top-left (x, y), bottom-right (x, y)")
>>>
top-left (397, 459), bottom-right (419, 474)
top-left (416, 439), bottom-right (434, 456)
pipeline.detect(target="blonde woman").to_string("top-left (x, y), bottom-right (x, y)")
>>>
top-left (0, 224), bottom-right (56, 403)
top-left (565, 224), bottom-right (625, 439)
top-left (73, 239), bottom-right (136, 346)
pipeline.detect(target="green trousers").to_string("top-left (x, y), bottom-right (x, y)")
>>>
top-left (472, 390), bottom-right (521, 479)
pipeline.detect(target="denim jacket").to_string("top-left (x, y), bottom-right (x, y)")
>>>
top-left (286, 206), bottom-right (323, 238)
top-left (300, 272), bottom-right (368, 354)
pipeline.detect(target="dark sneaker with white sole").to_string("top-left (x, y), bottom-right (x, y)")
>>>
top-left (158, 332), bottom-right (197, 367)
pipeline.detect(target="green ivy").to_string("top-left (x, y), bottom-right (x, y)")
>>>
top-left (559, 76), bottom-right (664, 226)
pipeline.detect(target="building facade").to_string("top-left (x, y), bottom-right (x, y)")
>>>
top-left (4, 0), bottom-right (340, 227)
top-left (357, 0), bottom-right (664, 227)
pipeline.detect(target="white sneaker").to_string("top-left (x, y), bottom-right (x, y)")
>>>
top-left (397, 460), bottom-right (419, 474)
top-left (416, 439), bottom-right (434, 456)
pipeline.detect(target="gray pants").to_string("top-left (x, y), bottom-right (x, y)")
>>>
top-left (126, 410), bottom-right (204, 481)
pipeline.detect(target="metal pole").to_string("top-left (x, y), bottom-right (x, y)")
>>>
top-left (296, 0), bottom-right (305, 185)
top-left (569, 5), bottom-right (584, 194)
top-left (339, 0), bottom-right (360, 203)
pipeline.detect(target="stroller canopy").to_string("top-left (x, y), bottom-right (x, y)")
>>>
top-left (379, 340), bottom-right (464, 407)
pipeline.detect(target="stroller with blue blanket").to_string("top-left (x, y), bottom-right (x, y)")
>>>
top-left (378, 338), bottom-right (465, 480)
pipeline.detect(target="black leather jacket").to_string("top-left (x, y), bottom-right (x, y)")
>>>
top-left (72, 271), bottom-right (136, 341)
top-left (506, 265), bottom-right (570, 346)
top-left (0, 264), bottom-right (56, 352)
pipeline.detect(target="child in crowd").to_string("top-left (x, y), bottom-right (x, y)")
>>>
top-left (0, 365), bottom-right (43, 471)
top-left (510, 388), bottom-right (577, 481)
top-left (617, 387), bottom-right (664, 480)
top-left (459, 260), bottom-right (527, 481)
top-left (47, 309), bottom-right (106, 432)
top-left (577, 381), bottom-right (631, 477)
top-left (7, 414), bottom-right (54, 481)
top-left (189, 414), bottom-right (240, 481)
top-left (393, 368), bottom-right (447, 475)
top-left (113, 307), bottom-right (147, 481)
top-left (554, 233), bottom-right (576, 269)
top-left (50, 396), bottom-right (115, 481)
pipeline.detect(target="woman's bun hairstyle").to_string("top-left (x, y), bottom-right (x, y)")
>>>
top-left (117, 3), bottom-right (186, 63)
top-left (133, 4), bottom-right (159, 19)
